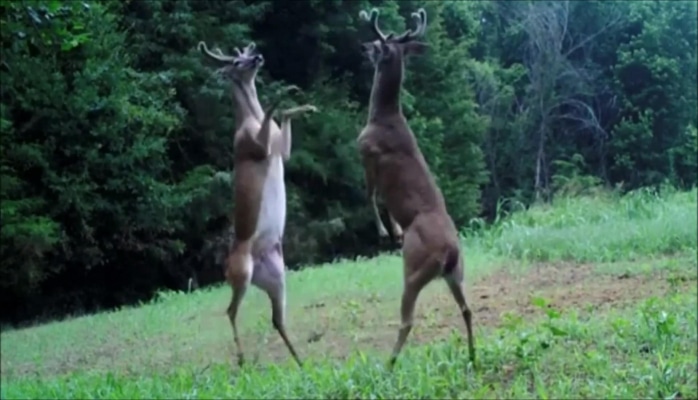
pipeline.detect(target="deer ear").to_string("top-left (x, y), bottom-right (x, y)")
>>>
top-left (404, 41), bottom-right (429, 56)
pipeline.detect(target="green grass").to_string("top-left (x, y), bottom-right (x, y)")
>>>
top-left (2, 187), bottom-right (697, 399)
top-left (465, 187), bottom-right (698, 263)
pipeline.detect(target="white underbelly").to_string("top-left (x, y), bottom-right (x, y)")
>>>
top-left (254, 156), bottom-right (286, 251)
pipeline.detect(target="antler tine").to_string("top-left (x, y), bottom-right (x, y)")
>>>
top-left (395, 8), bottom-right (428, 43)
top-left (198, 41), bottom-right (237, 62)
top-left (239, 42), bottom-right (257, 57)
top-left (360, 8), bottom-right (388, 43)
top-left (414, 8), bottom-right (427, 37)
top-left (242, 42), bottom-right (256, 56)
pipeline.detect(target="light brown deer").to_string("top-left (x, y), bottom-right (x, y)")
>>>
top-left (198, 40), bottom-right (317, 367)
top-left (356, 8), bottom-right (475, 368)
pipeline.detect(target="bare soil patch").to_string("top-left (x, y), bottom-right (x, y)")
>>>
top-left (294, 261), bottom-right (696, 362)
top-left (468, 261), bottom-right (693, 325)
top-left (4, 260), bottom-right (695, 379)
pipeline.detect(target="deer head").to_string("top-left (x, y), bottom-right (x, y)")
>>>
top-left (198, 41), bottom-right (264, 82)
top-left (359, 8), bottom-right (429, 69)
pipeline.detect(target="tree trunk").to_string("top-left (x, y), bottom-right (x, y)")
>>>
top-left (534, 125), bottom-right (548, 202)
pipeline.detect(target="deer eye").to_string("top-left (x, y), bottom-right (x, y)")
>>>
top-left (233, 60), bottom-right (241, 67)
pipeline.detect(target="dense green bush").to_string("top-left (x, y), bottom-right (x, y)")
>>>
top-left (1, 0), bottom-right (696, 323)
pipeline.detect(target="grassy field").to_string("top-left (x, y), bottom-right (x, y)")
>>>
top-left (1, 187), bottom-right (697, 399)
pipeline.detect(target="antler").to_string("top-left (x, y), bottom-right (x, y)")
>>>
top-left (359, 8), bottom-right (390, 43)
top-left (243, 42), bottom-right (256, 55)
top-left (198, 41), bottom-right (237, 62)
top-left (395, 8), bottom-right (428, 43)
top-left (230, 42), bottom-right (258, 58)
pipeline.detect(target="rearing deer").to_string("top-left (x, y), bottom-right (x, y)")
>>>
top-left (356, 8), bottom-right (475, 368)
top-left (198, 40), bottom-right (317, 367)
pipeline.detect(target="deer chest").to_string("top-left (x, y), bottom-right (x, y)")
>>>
top-left (254, 156), bottom-right (287, 246)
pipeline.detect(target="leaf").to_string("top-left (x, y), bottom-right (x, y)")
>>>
top-left (531, 296), bottom-right (549, 309)
top-left (545, 308), bottom-right (560, 320)
top-left (27, 8), bottom-right (42, 24)
top-left (548, 326), bottom-right (568, 337)
top-left (61, 39), bottom-right (79, 51)
top-left (47, 0), bottom-right (62, 13)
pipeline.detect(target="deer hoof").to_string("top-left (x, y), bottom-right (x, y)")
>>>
top-left (300, 104), bottom-right (318, 113)
top-left (387, 356), bottom-right (397, 372)
top-left (392, 224), bottom-right (403, 240)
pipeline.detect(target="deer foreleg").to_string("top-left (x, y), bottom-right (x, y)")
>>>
top-left (362, 163), bottom-right (389, 238)
top-left (373, 194), bottom-right (389, 238)
top-left (279, 105), bottom-right (317, 160)
top-left (389, 213), bottom-right (403, 243)
top-left (256, 97), bottom-right (285, 157)
top-left (282, 104), bottom-right (317, 119)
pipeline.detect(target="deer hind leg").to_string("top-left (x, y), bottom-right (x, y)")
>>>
top-left (388, 228), bottom-right (441, 368)
top-left (224, 241), bottom-right (254, 367)
top-left (444, 261), bottom-right (476, 365)
top-left (252, 244), bottom-right (303, 367)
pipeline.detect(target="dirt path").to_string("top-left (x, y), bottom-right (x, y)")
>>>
top-left (287, 261), bottom-right (697, 362)
top-left (468, 262), bottom-right (691, 326)
top-left (4, 260), bottom-right (695, 379)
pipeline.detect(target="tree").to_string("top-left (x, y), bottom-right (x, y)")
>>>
top-left (609, 0), bottom-right (698, 189)
top-left (0, 0), bottom-right (187, 321)
top-left (511, 0), bottom-right (622, 201)
top-left (2, 0), bottom-right (696, 324)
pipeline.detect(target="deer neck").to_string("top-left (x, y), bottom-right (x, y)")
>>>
top-left (368, 60), bottom-right (404, 122)
top-left (231, 78), bottom-right (264, 128)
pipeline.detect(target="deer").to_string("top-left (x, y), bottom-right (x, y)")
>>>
top-left (356, 8), bottom-right (475, 368)
top-left (198, 39), bottom-right (317, 368)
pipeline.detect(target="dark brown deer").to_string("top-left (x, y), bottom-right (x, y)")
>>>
top-left (356, 8), bottom-right (475, 368)
top-left (198, 40), bottom-right (317, 367)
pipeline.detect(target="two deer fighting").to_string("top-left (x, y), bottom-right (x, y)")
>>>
top-left (197, 5), bottom-right (475, 371)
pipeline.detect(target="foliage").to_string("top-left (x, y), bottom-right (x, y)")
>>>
top-left (609, 1), bottom-right (698, 189)
top-left (0, 0), bottom-right (188, 320)
top-left (0, 0), bottom-right (696, 322)
top-left (466, 187), bottom-right (697, 263)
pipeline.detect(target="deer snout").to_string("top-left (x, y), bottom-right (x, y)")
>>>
top-left (253, 54), bottom-right (264, 65)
